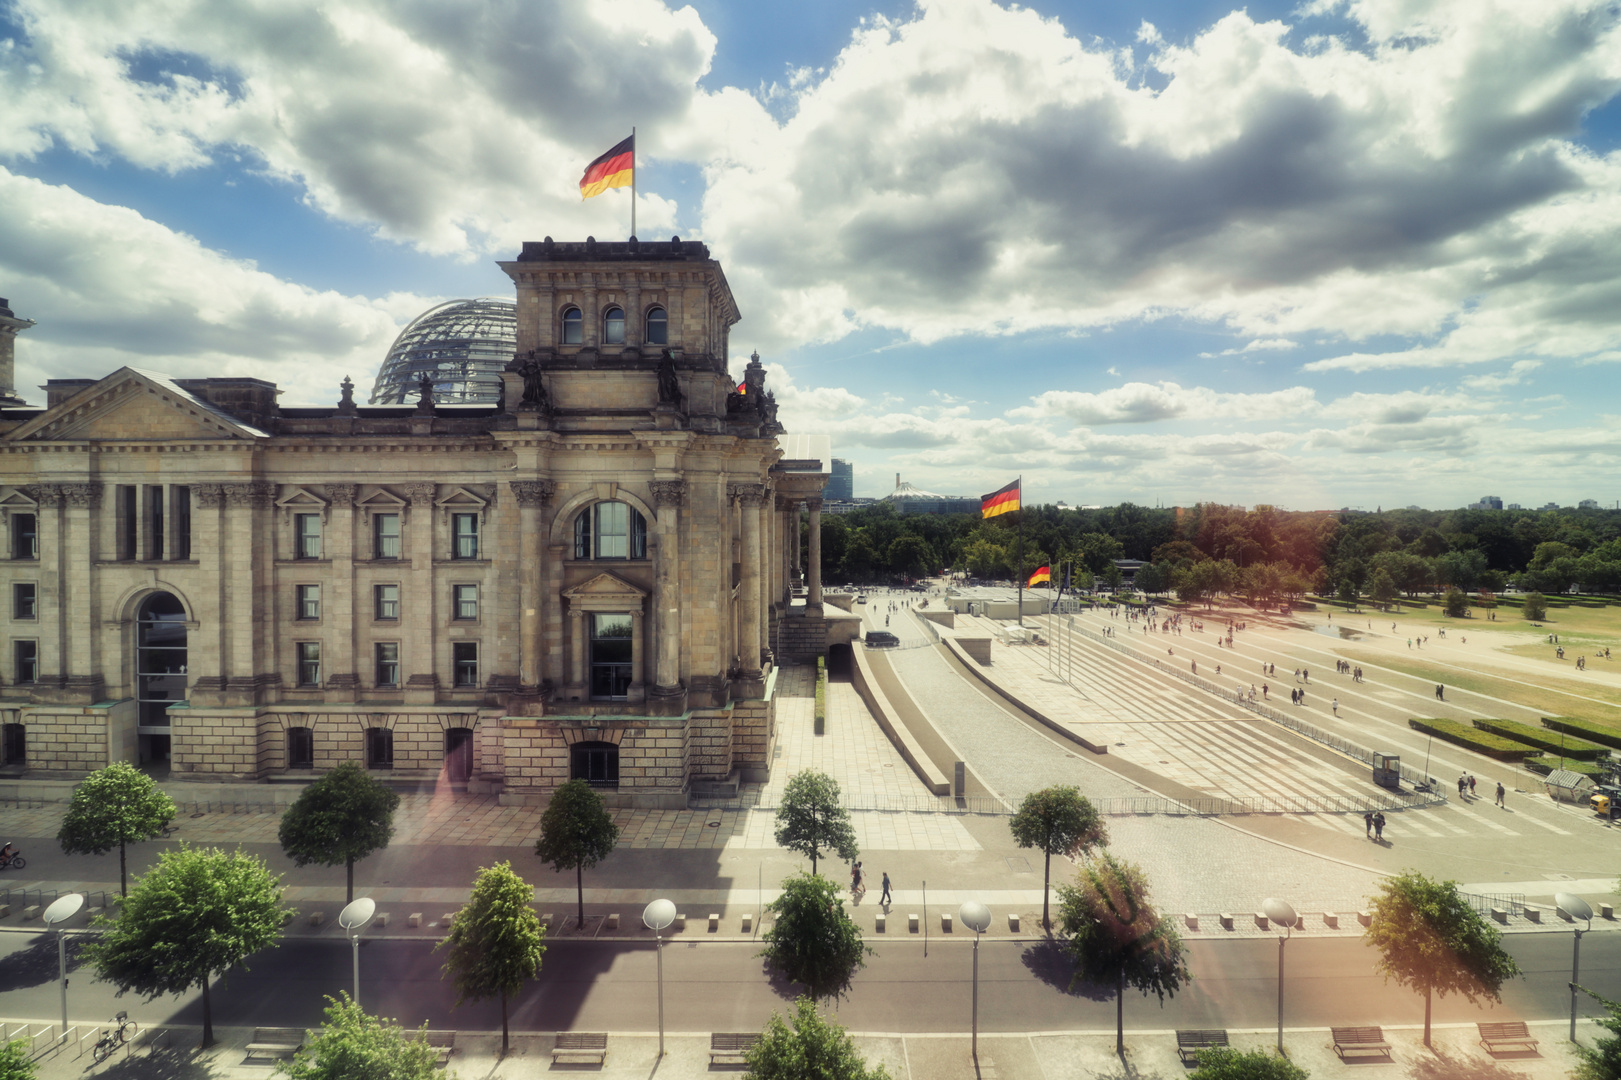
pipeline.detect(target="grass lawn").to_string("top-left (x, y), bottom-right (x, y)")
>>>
top-left (1339, 648), bottom-right (1621, 727)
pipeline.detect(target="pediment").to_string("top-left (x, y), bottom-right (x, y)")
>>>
top-left (0, 489), bottom-right (37, 509)
top-left (357, 488), bottom-right (408, 510)
top-left (436, 486), bottom-right (489, 508)
top-left (563, 572), bottom-right (648, 606)
top-left (3, 369), bottom-right (267, 443)
top-left (275, 487), bottom-right (329, 513)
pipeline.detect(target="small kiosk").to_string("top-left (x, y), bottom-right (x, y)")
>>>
top-left (1373, 752), bottom-right (1402, 791)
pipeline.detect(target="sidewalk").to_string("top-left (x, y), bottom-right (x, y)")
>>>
top-left (7, 1018), bottom-right (1597, 1079)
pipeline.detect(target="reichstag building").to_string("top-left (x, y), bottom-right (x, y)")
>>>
top-left (0, 240), bottom-right (832, 806)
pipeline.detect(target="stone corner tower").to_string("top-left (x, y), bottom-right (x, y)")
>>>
top-left (0, 298), bottom-right (35, 408)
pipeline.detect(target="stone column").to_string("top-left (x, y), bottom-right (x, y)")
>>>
top-left (326, 484), bottom-right (357, 701)
top-left (582, 275), bottom-right (598, 349)
top-left (59, 484), bottom-right (104, 702)
top-left (189, 484), bottom-right (227, 704)
top-left (32, 485), bottom-right (64, 692)
top-left (403, 482), bottom-right (438, 703)
top-left (806, 497), bottom-right (824, 611)
top-left (649, 481), bottom-right (686, 707)
top-left (569, 608), bottom-right (586, 688)
top-left (510, 480), bottom-right (553, 695)
top-left (629, 609), bottom-right (644, 699)
top-left (626, 279), bottom-right (642, 348)
top-left (731, 483), bottom-right (764, 676)
top-left (223, 483), bottom-right (274, 704)
top-left (758, 489), bottom-right (773, 663)
top-left (789, 499), bottom-right (802, 593)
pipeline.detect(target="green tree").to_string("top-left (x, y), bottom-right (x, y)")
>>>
top-left (278, 761), bottom-right (402, 903)
top-left (86, 844), bottom-right (290, 1047)
top-left (1008, 786), bottom-right (1107, 931)
top-left (1363, 870), bottom-right (1521, 1046)
top-left (437, 861), bottom-right (546, 1054)
top-left (744, 995), bottom-right (892, 1080)
top-left (774, 770), bottom-right (858, 875)
top-left (1573, 986), bottom-right (1621, 1080)
top-left (1522, 591), bottom-right (1547, 622)
top-left (56, 761), bottom-right (177, 897)
top-left (1442, 587), bottom-right (1469, 618)
top-left (0, 1037), bottom-right (37, 1080)
top-left (1336, 578), bottom-right (1358, 606)
top-left (1189, 1047), bottom-right (1309, 1080)
top-left (1368, 567), bottom-right (1398, 609)
top-left (759, 873), bottom-right (871, 1002)
top-left (963, 537), bottom-right (1009, 579)
top-left (534, 779), bottom-right (619, 926)
top-left (886, 534), bottom-right (934, 578)
top-left (1056, 852), bottom-right (1190, 1053)
top-left (1102, 562), bottom-right (1125, 593)
top-left (277, 994), bottom-right (445, 1080)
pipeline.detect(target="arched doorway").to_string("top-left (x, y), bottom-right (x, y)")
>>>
top-left (136, 592), bottom-right (187, 765)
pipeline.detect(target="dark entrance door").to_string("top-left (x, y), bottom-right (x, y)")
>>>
top-left (1, 723), bottom-right (23, 766)
top-left (445, 727), bottom-right (473, 782)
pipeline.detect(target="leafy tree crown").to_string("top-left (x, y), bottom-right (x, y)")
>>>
top-left (759, 872), bottom-right (871, 1002)
top-left (773, 770), bottom-right (859, 867)
top-left (1057, 852), bottom-right (1190, 1002)
top-left (744, 996), bottom-right (892, 1080)
top-left (1364, 870), bottom-right (1520, 1003)
top-left (57, 762), bottom-right (177, 856)
top-left (277, 994), bottom-right (444, 1080)
top-left (1009, 786), bottom-right (1106, 857)
top-left (534, 780), bottom-right (620, 872)
top-left (1188, 1047), bottom-right (1310, 1080)
top-left (436, 861), bottom-right (546, 1007)
top-left (278, 762), bottom-right (402, 868)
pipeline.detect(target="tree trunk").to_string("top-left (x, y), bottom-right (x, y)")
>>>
top-left (119, 840), bottom-right (128, 898)
top-left (1424, 985), bottom-right (1432, 1047)
top-left (347, 856), bottom-right (354, 903)
top-left (501, 988), bottom-right (509, 1054)
top-left (811, 850), bottom-right (817, 876)
top-left (1116, 970), bottom-right (1125, 1054)
top-left (201, 973), bottom-right (213, 1047)
top-left (576, 862), bottom-right (585, 925)
top-left (1042, 850), bottom-right (1051, 932)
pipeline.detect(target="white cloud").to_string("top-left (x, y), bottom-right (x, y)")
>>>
top-left (1013, 381), bottom-right (1319, 424)
top-left (1198, 337), bottom-right (1298, 357)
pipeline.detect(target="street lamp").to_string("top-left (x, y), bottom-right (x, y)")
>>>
top-left (1557, 892), bottom-right (1594, 1043)
top-left (1262, 898), bottom-right (1299, 1055)
top-left (337, 897), bottom-right (376, 1008)
top-left (42, 893), bottom-right (84, 1038)
top-left (643, 898), bottom-right (676, 1058)
top-left (958, 901), bottom-right (991, 1060)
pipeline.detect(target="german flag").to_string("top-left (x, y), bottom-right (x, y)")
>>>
top-left (1028, 565), bottom-right (1051, 588)
top-left (981, 479), bottom-right (1020, 519)
top-left (580, 135), bottom-right (634, 200)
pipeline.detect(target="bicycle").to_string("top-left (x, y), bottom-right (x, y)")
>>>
top-left (0, 849), bottom-right (24, 871)
top-left (92, 1011), bottom-right (137, 1063)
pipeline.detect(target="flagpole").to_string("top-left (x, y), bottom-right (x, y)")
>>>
top-left (1016, 476), bottom-right (1024, 630)
top-left (630, 126), bottom-right (637, 239)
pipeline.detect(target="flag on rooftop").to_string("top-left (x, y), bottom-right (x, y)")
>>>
top-left (580, 135), bottom-right (634, 200)
top-left (1027, 565), bottom-right (1051, 587)
top-left (981, 479), bottom-right (1020, 518)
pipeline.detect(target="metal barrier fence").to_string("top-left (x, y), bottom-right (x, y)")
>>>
top-left (1040, 615), bottom-right (1450, 807)
top-left (687, 792), bottom-right (1011, 815)
top-left (1461, 891), bottom-right (1529, 917)
top-left (1096, 791), bottom-right (1439, 816)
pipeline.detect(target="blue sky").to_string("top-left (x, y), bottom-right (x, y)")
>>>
top-left (3, 0), bottom-right (1620, 510)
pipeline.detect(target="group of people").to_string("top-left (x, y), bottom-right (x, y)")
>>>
top-left (849, 862), bottom-right (893, 906)
top-left (1362, 811), bottom-right (1387, 841)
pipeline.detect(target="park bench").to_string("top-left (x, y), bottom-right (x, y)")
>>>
top-left (1478, 1021), bottom-right (1539, 1054)
top-left (552, 1031), bottom-right (608, 1065)
top-left (1332, 1026), bottom-right (1393, 1061)
top-left (412, 1029), bottom-right (455, 1066)
top-left (244, 1027), bottom-right (305, 1060)
top-left (710, 1032), bottom-right (760, 1064)
top-left (1175, 1029), bottom-right (1229, 1066)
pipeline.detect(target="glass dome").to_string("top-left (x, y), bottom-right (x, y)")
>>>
top-left (370, 298), bottom-right (516, 405)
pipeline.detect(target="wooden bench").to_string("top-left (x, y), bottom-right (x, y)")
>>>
top-left (244, 1027), bottom-right (305, 1060)
top-left (552, 1031), bottom-right (608, 1065)
top-left (1332, 1026), bottom-right (1393, 1061)
top-left (710, 1032), bottom-right (760, 1064)
top-left (1478, 1021), bottom-right (1539, 1054)
top-left (412, 1029), bottom-right (455, 1066)
top-left (1175, 1029), bottom-right (1229, 1066)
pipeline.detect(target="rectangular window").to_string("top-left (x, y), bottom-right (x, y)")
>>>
top-left (453, 584), bottom-right (478, 621)
top-left (173, 486), bottom-right (192, 560)
top-left (10, 513), bottom-right (37, 561)
top-left (373, 513), bottom-right (401, 559)
top-left (367, 727), bottom-right (394, 769)
top-left (452, 513), bottom-right (479, 559)
top-left (148, 485), bottom-right (164, 561)
top-left (296, 641), bottom-right (321, 687)
top-left (595, 502), bottom-right (628, 559)
top-left (295, 514), bottom-right (322, 559)
top-left (374, 584), bottom-right (399, 620)
top-left (452, 641), bottom-right (478, 687)
top-left (14, 639), bottom-right (37, 684)
top-left (12, 583), bottom-right (35, 620)
top-left (296, 584), bottom-right (320, 620)
top-left (374, 642), bottom-right (399, 687)
top-left (287, 727), bottom-right (314, 769)
top-left (118, 486), bottom-right (136, 560)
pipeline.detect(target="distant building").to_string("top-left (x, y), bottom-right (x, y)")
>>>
top-left (884, 475), bottom-right (980, 515)
top-left (1507, 503), bottom-right (1522, 510)
top-left (1472, 495), bottom-right (1503, 510)
top-left (1580, 499), bottom-right (1600, 510)
top-left (823, 498), bottom-right (876, 515)
top-left (824, 458), bottom-right (853, 501)
top-left (1541, 502), bottom-right (1561, 511)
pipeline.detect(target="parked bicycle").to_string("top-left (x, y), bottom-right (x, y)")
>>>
top-left (92, 1011), bottom-right (138, 1063)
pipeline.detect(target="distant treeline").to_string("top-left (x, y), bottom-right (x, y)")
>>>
top-left (816, 502), bottom-right (1621, 599)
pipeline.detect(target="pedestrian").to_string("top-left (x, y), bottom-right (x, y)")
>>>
top-left (1332, 698), bottom-right (1339, 716)
top-left (1469, 775), bottom-right (1476, 797)
top-left (1262, 683), bottom-right (1268, 699)
top-left (1364, 811), bottom-right (1373, 837)
top-left (1373, 812), bottom-right (1385, 841)
top-left (1495, 782), bottom-right (1505, 807)
top-left (852, 861), bottom-right (863, 896)
top-left (1435, 683), bottom-right (1444, 700)
top-left (880, 871), bottom-right (892, 906)
top-left (1458, 774), bottom-right (1467, 797)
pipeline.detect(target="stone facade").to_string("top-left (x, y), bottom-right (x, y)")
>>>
top-left (0, 242), bottom-right (826, 805)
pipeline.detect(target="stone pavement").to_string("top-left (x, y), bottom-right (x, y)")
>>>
top-left (5, 1018), bottom-right (1598, 1079)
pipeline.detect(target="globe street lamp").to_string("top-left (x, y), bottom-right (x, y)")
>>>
top-left (958, 900), bottom-right (992, 1060)
top-left (643, 898), bottom-right (677, 1057)
top-left (337, 897), bottom-right (376, 1008)
top-left (1557, 892), bottom-right (1594, 1042)
top-left (1263, 898), bottom-right (1299, 1055)
top-left (42, 893), bottom-right (84, 1038)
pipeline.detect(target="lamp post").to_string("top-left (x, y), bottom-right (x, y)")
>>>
top-left (958, 901), bottom-right (991, 1060)
top-left (337, 897), bottom-right (376, 1008)
top-left (643, 898), bottom-right (676, 1057)
top-left (1262, 898), bottom-right (1299, 1055)
top-left (1557, 892), bottom-right (1594, 1042)
top-left (42, 894), bottom-right (84, 1038)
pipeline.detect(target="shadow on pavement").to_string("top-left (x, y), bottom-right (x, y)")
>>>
top-left (0, 931), bottom-right (92, 993)
top-left (92, 1044), bottom-right (223, 1080)
top-left (1018, 938), bottom-right (1114, 1002)
top-left (1410, 1047), bottom-right (1541, 1079)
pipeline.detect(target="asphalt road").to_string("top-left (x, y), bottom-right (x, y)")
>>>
top-left (3, 925), bottom-right (1617, 1034)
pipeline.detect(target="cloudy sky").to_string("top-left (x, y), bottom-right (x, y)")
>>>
top-left (3, 0), bottom-right (1620, 510)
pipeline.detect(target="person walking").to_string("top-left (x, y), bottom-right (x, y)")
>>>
top-left (1363, 811), bottom-right (1373, 838)
top-left (1373, 812), bottom-right (1385, 841)
top-left (1496, 782), bottom-right (1506, 807)
top-left (1435, 683), bottom-right (1444, 700)
top-left (880, 871), bottom-right (892, 906)
top-left (851, 861), bottom-right (864, 896)
top-left (1332, 697), bottom-right (1339, 716)
top-left (1469, 775), bottom-right (1477, 797)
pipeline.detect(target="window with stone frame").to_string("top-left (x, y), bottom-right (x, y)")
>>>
top-left (294, 513), bottom-right (322, 559)
top-left (286, 726), bottom-right (314, 769)
top-left (453, 584), bottom-right (478, 621)
top-left (366, 726), bottom-right (394, 769)
top-left (296, 584), bottom-right (320, 620)
top-left (373, 513), bottom-right (401, 559)
top-left (451, 513), bottom-right (479, 559)
top-left (603, 305), bottom-right (626, 345)
top-left (573, 501), bottom-right (647, 560)
top-left (13, 639), bottom-right (37, 683)
top-left (374, 642), bottom-right (399, 687)
top-left (645, 306), bottom-right (668, 345)
top-left (561, 305), bottom-right (583, 344)
top-left (374, 584), bottom-right (400, 620)
top-left (12, 582), bottom-right (35, 620)
top-left (10, 513), bottom-right (36, 561)
top-left (296, 641), bottom-right (321, 686)
top-left (452, 641), bottom-right (478, 687)
top-left (571, 741), bottom-right (619, 787)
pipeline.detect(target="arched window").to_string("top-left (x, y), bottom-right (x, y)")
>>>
top-left (136, 592), bottom-right (187, 728)
top-left (571, 740), bottom-right (620, 786)
top-left (561, 306), bottom-right (583, 345)
top-left (645, 306), bottom-right (668, 345)
top-left (603, 305), bottom-right (626, 345)
top-left (573, 501), bottom-right (647, 560)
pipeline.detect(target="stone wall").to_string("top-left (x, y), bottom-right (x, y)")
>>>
top-left (776, 615), bottom-right (828, 661)
top-left (732, 696), bottom-right (774, 782)
top-left (4, 705), bottom-right (115, 775)
top-left (687, 708), bottom-right (732, 780)
top-left (171, 707), bottom-right (258, 780)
